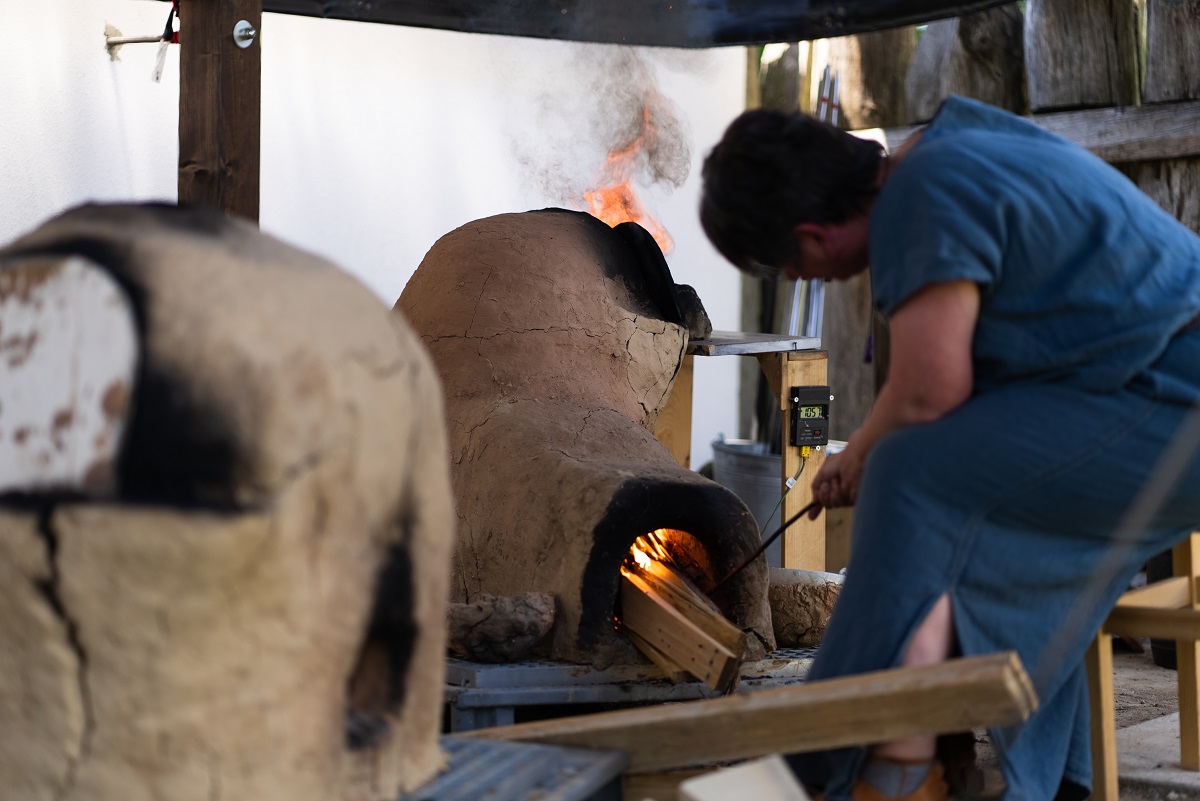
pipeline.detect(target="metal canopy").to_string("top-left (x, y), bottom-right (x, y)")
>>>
top-left (262, 0), bottom-right (1011, 48)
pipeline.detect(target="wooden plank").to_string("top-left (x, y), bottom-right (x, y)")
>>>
top-left (1115, 575), bottom-right (1190, 610)
top-left (1175, 534), bottom-right (1200, 770)
top-left (1144, 0), bottom-right (1200, 105)
top-left (1102, 606), bottom-right (1200, 641)
top-left (852, 100), bottom-right (1200, 165)
top-left (178, 0), bottom-right (262, 222)
top-left (1086, 632), bottom-right (1119, 801)
top-left (467, 652), bottom-right (1038, 774)
top-left (624, 629), bottom-right (691, 684)
top-left (653, 353), bottom-right (693, 468)
top-left (1024, 0), bottom-right (1139, 112)
top-left (1130, 0), bottom-right (1200, 238)
top-left (903, 6), bottom-right (1025, 125)
top-left (639, 560), bottom-right (745, 658)
top-left (619, 572), bottom-right (739, 692)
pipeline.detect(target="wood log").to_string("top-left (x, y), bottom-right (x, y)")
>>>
top-left (1024, 0), bottom-right (1139, 112)
top-left (619, 570), bottom-right (740, 693)
top-left (446, 592), bottom-right (555, 663)
top-left (467, 651), bottom-right (1038, 774)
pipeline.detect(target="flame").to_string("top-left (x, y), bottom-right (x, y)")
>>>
top-left (631, 544), bottom-right (653, 571)
top-left (623, 529), bottom-right (678, 579)
top-left (582, 104), bottom-right (673, 254)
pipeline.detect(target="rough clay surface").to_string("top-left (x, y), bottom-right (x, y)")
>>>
top-left (398, 211), bottom-right (774, 667)
top-left (0, 204), bottom-right (455, 801)
top-left (447, 592), bottom-right (556, 663)
top-left (769, 568), bottom-right (844, 648)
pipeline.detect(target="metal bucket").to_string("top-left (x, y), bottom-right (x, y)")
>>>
top-left (711, 438), bottom-right (784, 568)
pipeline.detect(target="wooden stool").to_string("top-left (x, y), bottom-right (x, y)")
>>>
top-left (1088, 531), bottom-right (1200, 800)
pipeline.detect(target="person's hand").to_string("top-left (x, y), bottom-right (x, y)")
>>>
top-left (809, 447), bottom-right (865, 513)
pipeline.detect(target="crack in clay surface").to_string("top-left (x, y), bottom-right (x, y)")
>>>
top-left (36, 508), bottom-right (94, 801)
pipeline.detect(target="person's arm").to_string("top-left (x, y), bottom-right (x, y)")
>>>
top-left (810, 279), bottom-right (980, 510)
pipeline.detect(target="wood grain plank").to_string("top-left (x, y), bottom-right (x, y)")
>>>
top-left (1114, 575), bottom-right (1190, 610)
top-left (467, 652), bottom-right (1037, 774)
top-left (1102, 606), bottom-right (1200, 640)
top-left (619, 572), bottom-right (738, 692)
top-left (1024, 0), bottom-right (1139, 112)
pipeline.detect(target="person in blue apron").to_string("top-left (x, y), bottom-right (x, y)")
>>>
top-left (699, 95), bottom-right (1200, 801)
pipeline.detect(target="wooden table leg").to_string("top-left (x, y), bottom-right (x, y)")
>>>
top-left (1087, 630), bottom-right (1118, 801)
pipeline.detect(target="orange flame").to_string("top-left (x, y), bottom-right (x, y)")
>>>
top-left (583, 104), bottom-right (673, 254)
top-left (621, 529), bottom-right (677, 579)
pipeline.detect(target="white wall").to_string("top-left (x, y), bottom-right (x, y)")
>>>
top-left (2, 0), bottom-right (746, 468)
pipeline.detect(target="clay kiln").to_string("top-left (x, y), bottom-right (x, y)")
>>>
top-left (398, 209), bottom-right (775, 667)
top-left (0, 204), bottom-right (453, 801)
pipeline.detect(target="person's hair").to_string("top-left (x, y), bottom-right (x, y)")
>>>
top-left (700, 109), bottom-right (885, 275)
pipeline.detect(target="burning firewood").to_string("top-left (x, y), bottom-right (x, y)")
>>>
top-left (618, 531), bottom-right (746, 693)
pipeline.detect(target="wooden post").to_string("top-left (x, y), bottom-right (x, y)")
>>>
top-left (1175, 533), bottom-right (1200, 770)
top-left (1086, 631), bottom-right (1118, 801)
top-left (178, 0), bottom-right (263, 222)
top-left (1124, 0), bottom-right (1200, 235)
top-left (654, 354), bottom-right (693, 468)
top-left (756, 350), bottom-right (827, 571)
top-left (1024, 0), bottom-right (1140, 112)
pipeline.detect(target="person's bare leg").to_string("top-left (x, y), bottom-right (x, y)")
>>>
top-left (873, 593), bottom-right (955, 761)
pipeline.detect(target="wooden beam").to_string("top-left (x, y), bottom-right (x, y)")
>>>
top-left (1103, 606), bottom-right (1200, 641)
top-left (755, 350), bottom-right (828, 571)
top-left (852, 99), bottom-right (1200, 165)
top-left (466, 652), bottom-right (1037, 774)
top-left (179, 0), bottom-right (262, 222)
top-left (1114, 575), bottom-right (1190, 610)
top-left (619, 572), bottom-right (739, 693)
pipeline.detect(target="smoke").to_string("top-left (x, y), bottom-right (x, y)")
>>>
top-left (506, 44), bottom-right (700, 208)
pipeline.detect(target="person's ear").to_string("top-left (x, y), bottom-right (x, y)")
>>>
top-left (793, 221), bottom-right (833, 256)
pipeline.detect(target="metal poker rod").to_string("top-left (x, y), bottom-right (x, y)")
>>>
top-left (708, 500), bottom-right (821, 595)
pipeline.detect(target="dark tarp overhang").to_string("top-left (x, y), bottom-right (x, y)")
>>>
top-left (261, 0), bottom-right (1012, 48)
